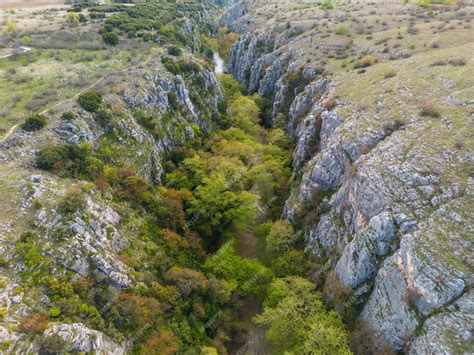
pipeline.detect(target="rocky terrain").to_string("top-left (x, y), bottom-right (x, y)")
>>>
top-left (0, 0), bottom-right (472, 354)
top-left (0, 1), bottom-right (225, 353)
top-left (222, 0), bottom-right (473, 353)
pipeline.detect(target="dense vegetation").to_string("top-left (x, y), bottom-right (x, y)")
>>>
top-left (24, 72), bottom-right (350, 352)
top-left (8, 2), bottom-right (349, 353)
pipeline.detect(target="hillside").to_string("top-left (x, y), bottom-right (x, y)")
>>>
top-left (222, 0), bottom-right (473, 353)
top-left (0, 0), bottom-right (472, 354)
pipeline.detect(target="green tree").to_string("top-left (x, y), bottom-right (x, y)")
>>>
top-left (265, 220), bottom-right (295, 255)
top-left (102, 32), bottom-right (119, 46)
top-left (205, 241), bottom-right (272, 296)
top-left (22, 114), bottom-right (47, 132)
top-left (254, 277), bottom-right (351, 354)
top-left (218, 74), bottom-right (243, 103)
top-left (189, 173), bottom-right (257, 242)
top-left (78, 90), bottom-right (102, 112)
top-left (227, 96), bottom-right (261, 136)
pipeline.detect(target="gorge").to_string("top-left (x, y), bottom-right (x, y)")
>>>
top-left (0, 0), bottom-right (472, 354)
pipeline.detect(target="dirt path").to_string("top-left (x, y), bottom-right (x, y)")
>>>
top-left (0, 51), bottom-right (153, 145)
top-left (0, 46), bottom-right (32, 59)
top-left (0, 124), bottom-right (19, 145)
top-left (234, 229), bottom-right (272, 355)
top-left (0, 74), bottom-right (106, 145)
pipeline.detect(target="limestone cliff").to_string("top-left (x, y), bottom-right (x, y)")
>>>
top-left (223, 1), bottom-right (473, 352)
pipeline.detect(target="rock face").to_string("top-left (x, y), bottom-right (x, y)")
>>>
top-left (0, 20), bottom-right (223, 355)
top-left (223, 1), bottom-right (473, 353)
top-left (42, 323), bottom-right (127, 354)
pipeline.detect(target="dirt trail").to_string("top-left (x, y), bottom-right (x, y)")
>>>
top-left (234, 229), bottom-right (272, 355)
top-left (0, 47), bottom-right (32, 59)
top-left (0, 52), bottom-right (153, 145)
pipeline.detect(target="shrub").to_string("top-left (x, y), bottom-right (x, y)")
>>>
top-left (102, 32), bottom-right (119, 46)
top-left (336, 26), bottom-right (349, 36)
top-left (321, 0), bottom-right (334, 10)
top-left (66, 12), bottom-right (79, 27)
top-left (404, 286), bottom-right (422, 308)
top-left (78, 90), bottom-right (102, 112)
top-left (167, 46), bottom-right (182, 57)
top-left (57, 189), bottom-right (85, 214)
top-left (448, 58), bottom-right (466, 66)
top-left (38, 334), bottom-right (68, 354)
top-left (384, 68), bottom-right (397, 78)
top-left (17, 313), bottom-right (49, 334)
top-left (354, 55), bottom-right (377, 68)
top-left (420, 102), bottom-right (440, 118)
top-left (61, 111), bottom-right (75, 121)
top-left (22, 114), bottom-right (47, 132)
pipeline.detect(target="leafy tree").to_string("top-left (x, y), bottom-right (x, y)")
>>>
top-left (110, 293), bottom-right (162, 332)
top-left (227, 96), bottom-right (261, 136)
top-left (140, 330), bottom-right (180, 355)
top-left (78, 90), bottom-right (102, 112)
top-left (218, 74), bottom-right (243, 103)
top-left (22, 114), bottom-right (47, 131)
top-left (102, 32), bottom-right (119, 46)
top-left (215, 27), bottom-right (239, 61)
top-left (188, 173), bottom-right (257, 243)
top-left (205, 242), bottom-right (272, 296)
top-left (164, 266), bottom-right (208, 296)
top-left (265, 220), bottom-right (295, 255)
top-left (254, 277), bottom-right (351, 354)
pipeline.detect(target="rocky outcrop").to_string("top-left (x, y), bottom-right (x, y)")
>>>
top-left (222, 2), bottom-right (473, 352)
top-left (43, 323), bottom-right (127, 354)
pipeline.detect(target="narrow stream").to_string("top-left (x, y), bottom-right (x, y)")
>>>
top-left (213, 52), bottom-right (225, 74)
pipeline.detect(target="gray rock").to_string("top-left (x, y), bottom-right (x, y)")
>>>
top-left (43, 323), bottom-right (127, 354)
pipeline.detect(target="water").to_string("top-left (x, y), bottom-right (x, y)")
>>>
top-left (213, 52), bottom-right (225, 74)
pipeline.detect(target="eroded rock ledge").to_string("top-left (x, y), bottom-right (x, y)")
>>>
top-left (222, 2), bottom-right (473, 352)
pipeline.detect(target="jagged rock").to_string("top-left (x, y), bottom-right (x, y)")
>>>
top-left (409, 290), bottom-right (474, 354)
top-left (43, 323), bottom-right (127, 354)
top-left (334, 212), bottom-right (397, 290)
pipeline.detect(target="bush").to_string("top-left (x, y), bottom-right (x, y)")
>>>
top-left (17, 313), bottom-right (49, 334)
top-left (38, 334), bottom-right (68, 354)
top-left (102, 32), bottom-right (119, 46)
top-left (61, 111), bottom-right (75, 121)
top-left (22, 114), bottom-right (47, 132)
top-left (57, 189), bottom-right (85, 214)
top-left (384, 68), bottom-right (397, 78)
top-left (420, 102), bottom-right (440, 118)
top-left (167, 45), bottom-right (182, 57)
top-left (36, 143), bottom-right (93, 175)
top-left (336, 26), bottom-right (349, 36)
top-left (354, 55), bottom-right (377, 68)
top-left (321, 0), bottom-right (334, 10)
top-left (78, 90), bottom-right (102, 112)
